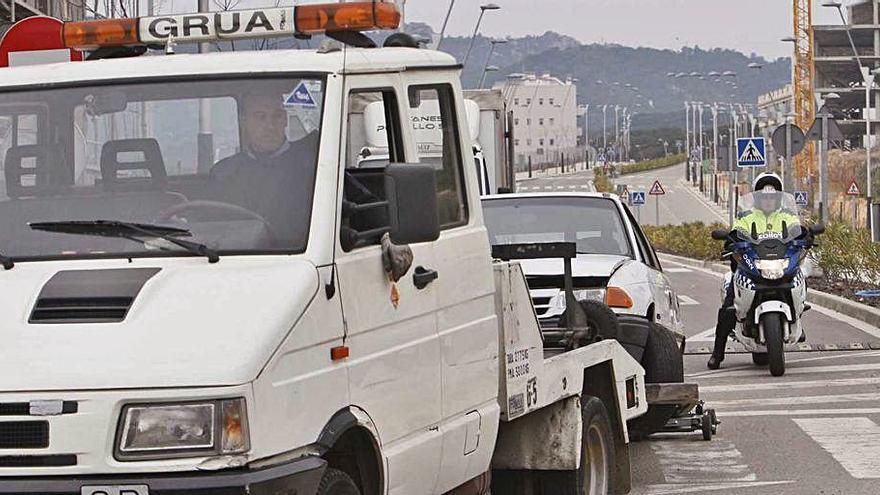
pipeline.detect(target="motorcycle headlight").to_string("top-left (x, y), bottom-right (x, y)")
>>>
top-left (117, 399), bottom-right (249, 460)
top-left (756, 259), bottom-right (787, 280)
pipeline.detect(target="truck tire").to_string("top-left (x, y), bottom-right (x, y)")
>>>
top-left (316, 468), bottom-right (361, 495)
top-left (628, 323), bottom-right (684, 438)
top-left (578, 396), bottom-right (615, 495)
top-left (763, 314), bottom-right (786, 377)
top-left (491, 397), bottom-right (615, 495)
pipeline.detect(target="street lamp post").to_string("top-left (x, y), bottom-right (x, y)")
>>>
top-left (463, 3), bottom-right (501, 68)
top-left (685, 102), bottom-right (691, 181)
top-left (818, 93), bottom-right (841, 223)
top-left (698, 103), bottom-right (705, 193)
top-left (712, 104), bottom-right (720, 204)
top-left (478, 39), bottom-right (507, 89)
top-left (436, 0), bottom-right (456, 50)
top-left (825, 0), bottom-right (876, 236)
top-left (602, 105), bottom-right (608, 155)
top-left (582, 104), bottom-right (591, 167)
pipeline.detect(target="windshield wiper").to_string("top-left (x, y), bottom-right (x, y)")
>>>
top-left (29, 220), bottom-right (220, 264)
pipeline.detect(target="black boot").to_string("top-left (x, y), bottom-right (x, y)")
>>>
top-left (708, 307), bottom-right (737, 370)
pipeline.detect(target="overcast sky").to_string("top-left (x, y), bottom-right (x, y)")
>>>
top-left (402, 0), bottom-right (841, 60)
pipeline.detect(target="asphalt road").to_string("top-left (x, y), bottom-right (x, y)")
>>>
top-left (518, 164), bottom-right (880, 495)
top-left (631, 260), bottom-right (880, 495)
top-left (514, 164), bottom-right (596, 194)
top-left (612, 163), bottom-right (727, 226)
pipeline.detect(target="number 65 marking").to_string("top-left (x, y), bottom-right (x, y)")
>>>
top-left (526, 377), bottom-right (538, 408)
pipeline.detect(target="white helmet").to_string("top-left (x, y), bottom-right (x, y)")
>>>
top-left (753, 172), bottom-right (783, 193)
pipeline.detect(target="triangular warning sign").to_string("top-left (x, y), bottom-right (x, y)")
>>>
top-left (649, 180), bottom-right (666, 195)
top-left (738, 139), bottom-right (765, 165)
top-left (847, 180), bottom-right (861, 196)
top-left (284, 81), bottom-right (316, 107)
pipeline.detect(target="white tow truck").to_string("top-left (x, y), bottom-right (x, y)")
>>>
top-left (0, 4), bottom-right (648, 494)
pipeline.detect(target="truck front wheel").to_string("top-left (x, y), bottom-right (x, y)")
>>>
top-left (316, 468), bottom-right (361, 495)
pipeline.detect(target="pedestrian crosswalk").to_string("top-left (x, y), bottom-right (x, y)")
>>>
top-left (515, 184), bottom-right (594, 192)
top-left (634, 351), bottom-right (880, 493)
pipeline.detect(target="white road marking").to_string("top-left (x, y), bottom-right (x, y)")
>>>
top-left (677, 295), bottom-right (701, 307)
top-left (665, 267), bottom-right (694, 273)
top-left (642, 481), bottom-right (794, 495)
top-left (711, 392), bottom-right (880, 409)
top-left (694, 362), bottom-right (880, 379)
top-left (688, 351), bottom-right (880, 379)
top-left (688, 327), bottom-right (716, 342)
top-left (722, 408), bottom-right (880, 417)
top-left (556, 186), bottom-right (566, 190)
top-left (700, 375), bottom-right (880, 394)
top-left (794, 417), bottom-right (880, 478)
top-left (543, 186), bottom-right (553, 191)
top-left (650, 439), bottom-right (756, 484)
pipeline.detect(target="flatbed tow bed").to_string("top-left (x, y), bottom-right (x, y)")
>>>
top-left (493, 242), bottom-right (717, 443)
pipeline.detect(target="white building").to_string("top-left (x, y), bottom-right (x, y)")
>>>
top-left (495, 73), bottom-right (579, 169)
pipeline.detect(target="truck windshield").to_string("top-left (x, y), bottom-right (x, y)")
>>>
top-left (0, 76), bottom-right (324, 260)
top-left (482, 196), bottom-right (634, 258)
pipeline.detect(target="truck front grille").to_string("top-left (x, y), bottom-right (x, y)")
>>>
top-left (0, 421), bottom-right (49, 449)
top-left (0, 455), bottom-right (76, 467)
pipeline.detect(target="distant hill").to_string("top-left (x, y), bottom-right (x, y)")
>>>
top-left (430, 28), bottom-right (790, 128)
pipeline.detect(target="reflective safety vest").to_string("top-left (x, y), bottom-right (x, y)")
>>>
top-left (734, 209), bottom-right (800, 237)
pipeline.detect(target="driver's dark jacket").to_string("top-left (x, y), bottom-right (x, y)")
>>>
top-left (211, 132), bottom-right (318, 245)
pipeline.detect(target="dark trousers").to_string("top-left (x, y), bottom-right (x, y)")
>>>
top-left (712, 264), bottom-right (737, 359)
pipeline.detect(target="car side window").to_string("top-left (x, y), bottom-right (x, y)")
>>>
top-left (624, 204), bottom-right (662, 270)
top-left (407, 84), bottom-right (469, 229)
top-left (340, 89), bottom-right (405, 251)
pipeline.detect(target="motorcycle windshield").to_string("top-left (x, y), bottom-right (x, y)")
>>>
top-left (734, 191), bottom-right (804, 243)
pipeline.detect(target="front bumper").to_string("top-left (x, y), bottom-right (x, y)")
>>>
top-left (0, 456), bottom-right (325, 494)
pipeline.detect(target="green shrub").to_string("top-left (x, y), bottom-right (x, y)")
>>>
top-left (619, 154), bottom-right (686, 176)
top-left (643, 222), bottom-right (727, 261)
top-left (814, 222), bottom-right (880, 283)
top-left (593, 169), bottom-right (614, 193)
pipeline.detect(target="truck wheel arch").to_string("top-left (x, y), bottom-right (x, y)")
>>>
top-left (582, 362), bottom-right (632, 495)
top-left (317, 407), bottom-right (384, 495)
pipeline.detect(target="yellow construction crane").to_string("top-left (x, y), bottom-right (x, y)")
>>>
top-left (793, 0), bottom-right (817, 184)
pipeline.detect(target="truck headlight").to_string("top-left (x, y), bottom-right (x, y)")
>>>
top-left (117, 399), bottom-right (249, 460)
top-left (756, 259), bottom-right (787, 280)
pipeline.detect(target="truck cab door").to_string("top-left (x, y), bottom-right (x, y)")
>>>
top-left (335, 80), bottom-right (442, 495)
top-left (405, 80), bottom-right (500, 492)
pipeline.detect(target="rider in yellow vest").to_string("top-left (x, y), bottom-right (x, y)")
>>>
top-left (708, 172), bottom-right (798, 369)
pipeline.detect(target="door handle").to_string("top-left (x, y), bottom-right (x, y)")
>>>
top-left (413, 266), bottom-right (439, 290)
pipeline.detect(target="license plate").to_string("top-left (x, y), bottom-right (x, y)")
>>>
top-left (81, 486), bottom-right (148, 495)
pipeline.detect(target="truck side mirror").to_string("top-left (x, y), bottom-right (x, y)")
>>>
top-left (711, 229), bottom-right (729, 241)
top-left (810, 223), bottom-right (826, 236)
top-left (384, 163), bottom-right (440, 245)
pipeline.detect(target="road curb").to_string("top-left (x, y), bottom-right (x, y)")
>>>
top-left (659, 253), bottom-right (880, 329)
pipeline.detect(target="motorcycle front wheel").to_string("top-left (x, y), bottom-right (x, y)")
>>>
top-left (763, 314), bottom-right (786, 377)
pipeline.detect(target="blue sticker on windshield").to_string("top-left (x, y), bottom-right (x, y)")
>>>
top-left (284, 82), bottom-right (316, 107)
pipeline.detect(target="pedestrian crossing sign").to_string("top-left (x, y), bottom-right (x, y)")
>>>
top-left (630, 191), bottom-right (647, 206)
top-left (794, 191), bottom-right (808, 206)
top-left (736, 137), bottom-right (766, 167)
